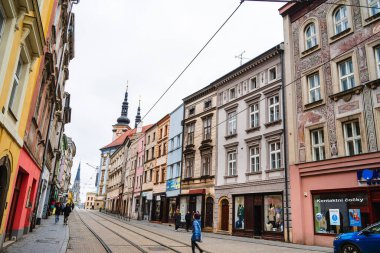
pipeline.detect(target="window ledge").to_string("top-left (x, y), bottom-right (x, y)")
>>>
top-left (330, 28), bottom-right (351, 42)
top-left (364, 78), bottom-right (380, 89)
top-left (200, 175), bottom-right (215, 180)
top-left (329, 85), bottom-right (364, 102)
top-left (224, 175), bottom-right (238, 179)
top-left (201, 139), bottom-right (212, 144)
top-left (225, 133), bottom-right (237, 140)
top-left (264, 119), bottom-right (282, 128)
top-left (182, 177), bottom-right (193, 182)
top-left (265, 168), bottom-right (284, 173)
top-left (301, 44), bottom-right (319, 56)
top-left (365, 12), bottom-right (380, 23)
top-left (245, 171), bottom-right (261, 176)
top-left (245, 126), bottom-right (260, 134)
top-left (304, 99), bottom-right (324, 110)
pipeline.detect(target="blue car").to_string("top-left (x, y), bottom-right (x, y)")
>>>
top-left (334, 222), bottom-right (380, 253)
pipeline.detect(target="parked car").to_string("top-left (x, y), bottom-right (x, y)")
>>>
top-left (334, 221), bottom-right (380, 253)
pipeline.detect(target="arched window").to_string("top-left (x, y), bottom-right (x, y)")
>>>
top-left (369, 0), bottom-right (380, 16)
top-left (305, 23), bottom-right (317, 49)
top-left (334, 6), bottom-right (349, 34)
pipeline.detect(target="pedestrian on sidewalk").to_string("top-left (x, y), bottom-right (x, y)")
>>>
top-left (191, 213), bottom-right (203, 253)
top-left (63, 202), bottom-right (72, 225)
top-left (175, 209), bottom-right (181, 231)
top-left (185, 211), bottom-right (192, 232)
top-left (55, 202), bottom-right (61, 224)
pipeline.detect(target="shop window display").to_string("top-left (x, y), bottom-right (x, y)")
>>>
top-left (168, 198), bottom-right (177, 220)
top-left (234, 196), bottom-right (245, 229)
top-left (313, 192), bottom-right (368, 234)
top-left (264, 195), bottom-right (283, 232)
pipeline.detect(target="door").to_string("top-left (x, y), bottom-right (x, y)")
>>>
top-left (205, 197), bottom-right (213, 228)
top-left (253, 205), bottom-right (263, 236)
top-left (0, 156), bottom-right (11, 228)
top-left (189, 196), bottom-right (196, 214)
top-left (6, 172), bottom-right (23, 240)
top-left (221, 199), bottom-right (229, 231)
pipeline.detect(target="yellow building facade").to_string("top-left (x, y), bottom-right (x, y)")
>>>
top-left (0, 0), bottom-right (53, 246)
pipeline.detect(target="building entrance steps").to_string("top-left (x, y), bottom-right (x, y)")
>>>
top-left (3, 214), bottom-right (69, 253)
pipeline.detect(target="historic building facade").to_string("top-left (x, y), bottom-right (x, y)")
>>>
top-left (165, 104), bottom-right (184, 223)
top-left (151, 115), bottom-right (170, 222)
top-left (181, 84), bottom-right (217, 230)
top-left (280, 0), bottom-right (380, 246)
top-left (214, 44), bottom-right (288, 241)
top-left (85, 192), bottom-right (96, 210)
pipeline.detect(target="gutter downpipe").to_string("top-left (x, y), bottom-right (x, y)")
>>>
top-left (280, 43), bottom-right (290, 243)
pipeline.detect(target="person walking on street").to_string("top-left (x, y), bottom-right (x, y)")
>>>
top-left (191, 213), bottom-right (203, 253)
top-left (175, 209), bottom-right (181, 231)
top-left (63, 202), bottom-right (72, 225)
top-left (185, 211), bottom-right (192, 232)
top-left (55, 202), bottom-right (61, 224)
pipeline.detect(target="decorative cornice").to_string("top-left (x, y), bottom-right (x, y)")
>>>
top-left (329, 85), bottom-right (364, 102)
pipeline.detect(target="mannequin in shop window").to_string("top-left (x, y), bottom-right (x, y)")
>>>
top-left (267, 203), bottom-right (276, 231)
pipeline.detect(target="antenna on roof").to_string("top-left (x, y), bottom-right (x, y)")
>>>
top-left (235, 50), bottom-right (248, 66)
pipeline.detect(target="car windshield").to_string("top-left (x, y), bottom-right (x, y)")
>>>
top-left (362, 223), bottom-right (380, 234)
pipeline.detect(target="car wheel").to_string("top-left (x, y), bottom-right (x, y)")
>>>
top-left (341, 244), bottom-right (361, 253)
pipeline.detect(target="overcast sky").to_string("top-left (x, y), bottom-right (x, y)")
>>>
top-left (65, 0), bottom-right (284, 202)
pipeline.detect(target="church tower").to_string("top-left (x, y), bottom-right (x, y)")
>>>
top-left (112, 86), bottom-right (131, 140)
top-left (134, 98), bottom-right (141, 128)
top-left (72, 163), bottom-right (81, 204)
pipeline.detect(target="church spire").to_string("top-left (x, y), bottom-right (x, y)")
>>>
top-left (117, 84), bottom-right (130, 125)
top-left (135, 97), bottom-right (141, 128)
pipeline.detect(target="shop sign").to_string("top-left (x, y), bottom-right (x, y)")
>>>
top-left (349, 209), bottom-right (362, 227)
top-left (315, 197), bottom-right (366, 204)
top-left (329, 209), bottom-right (340, 226)
top-left (142, 191), bottom-right (152, 200)
top-left (166, 178), bottom-right (180, 191)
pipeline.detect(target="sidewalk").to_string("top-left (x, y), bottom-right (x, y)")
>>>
top-left (3, 215), bottom-right (69, 253)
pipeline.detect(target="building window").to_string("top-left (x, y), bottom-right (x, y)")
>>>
top-left (144, 171), bottom-right (147, 183)
top-left (161, 168), bottom-right (165, 183)
top-left (268, 95), bottom-right (280, 122)
top-left (201, 154), bottom-right (211, 176)
top-left (151, 147), bottom-right (155, 159)
top-left (153, 132), bottom-right (156, 141)
top-left (163, 143), bottom-right (167, 155)
top-left (227, 111), bottom-right (237, 135)
top-left (204, 99), bottom-right (211, 109)
top-left (187, 123), bottom-right (195, 145)
top-left (155, 170), bottom-right (159, 184)
top-left (369, 0), bottom-right (380, 16)
top-left (160, 129), bottom-right (163, 139)
top-left (158, 145), bottom-right (162, 157)
top-left (249, 103), bottom-right (259, 128)
top-left (305, 23), bottom-right (317, 50)
top-left (203, 116), bottom-right (212, 140)
top-left (185, 158), bottom-right (194, 178)
top-left (338, 59), bottom-right (355, 91)
top-left (229, 87), bottom-right (236, 100)
top-left (227, 151), bottom-right (237, 176)
top-left (311, 129), bottom-right (325, 161)
top-left (148, 135), bottom-right (150, 144)
top-left (308, 73), bottom-right (321, 103)
top-left (250, 77), bottom-right (257, 90)
top-left (0, 7), bottom-right (5, 41)
top-left (269, 142), bottom-right (281, 169)
top-left (343, 121), bottom-right (362, 156)
top-left (189, 107), bottom-right (195, 116)
top-left (334, 6), bottom-right (349, 34)
top-left (375, 46), bottom-right (380, 78)
top-left (8, 59), bottom-right (23, 114)
top-left (150, 168), bottom-right (153, 182)
top-left (249, 146), bottom-right (260, 172)
top-left (269, 67), bottom-right (277, 82)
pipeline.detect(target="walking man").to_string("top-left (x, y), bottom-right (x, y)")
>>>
top-left (191, 213), bottom-right (203, 253)
top-left (63, 202), bottom-right (72, 225)
top-left (54, 202), bottom-right (61, 224)
top-left (185, 211), bottom-right (192, 232)
top-left (175, 209), bottom-right (181, 231)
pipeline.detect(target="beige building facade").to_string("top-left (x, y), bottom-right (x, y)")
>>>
top-left (85, 192), bottom-right (96, 210)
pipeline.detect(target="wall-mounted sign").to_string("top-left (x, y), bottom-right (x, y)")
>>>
top-left (166, 177), bottom-right (180, 191)
top-left (349, 209), bottom-right (362, 227)
top-left (329, 209), bottom-right (340, 226)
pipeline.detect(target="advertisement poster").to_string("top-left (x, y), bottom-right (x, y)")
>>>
top-left (234, 196), bottom-right (245, 229)
top-left (329, 209), bottom-right (340, 226)
top-left (349, 209), bottom-right (362, 227)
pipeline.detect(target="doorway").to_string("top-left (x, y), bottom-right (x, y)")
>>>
top-left (253, 205), bottom-right (263, 236)
top-left (6, 171), bottom-right (24, 240)
top-left (205, 197), bottom-right (213, 228)
top-left (221, 199), bottom-right (229, 231)
top-left (0, 156), bottom-right (11, 228)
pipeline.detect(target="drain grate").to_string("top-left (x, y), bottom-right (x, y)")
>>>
top-left (36, 239), bottom-right (60, 244)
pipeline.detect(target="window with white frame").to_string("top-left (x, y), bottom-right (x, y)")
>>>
top-left (343, 121), bottom-right (362, 156)
top-left (177, 134), bottom-right (181, 147)
top-left (227, 111), bottom-right (237, 135)
top-left (227, 151), bottom-right (237, 176)
top-left (311, 129), bottom-right (325, 161)
top-left (8, 59), bottom-right (23, 114)
top-left (229, 87), bottom-right (236, 100)
top-left (375, 46), bottom-right (380, 78)
top-left (203, 116), bottom-right (212, 140)
top-left (305, 23), bottom-right (317, 49)
top-left (185, 158), bottom-right (194, 178)
top-left (250, 77), bottom-right (257, 90)
top-left (249, 103), bottom-right (259, 128)
top-left (201, 154), bottom-right (211, 176)
top-left (334, 6), bottom-right (349, 34)
top-left (168, 165), bottom-right (173, 179)
top-left (270, 142), bottom-right (281, 169)
top-left (249, 146), bottom-right (260, 172)
top-left (308, 73), bottom-right (321, 103)
top-left (187, 123), bottom-right (195, 145)
top-left (369, 0), bottom-right (380, 16)
top-left (268, 95), bottom-right (280, 122)
top-left (338, 58), bottom-right (355, 91)
top-left (269, 67), bottom-right (277, 82)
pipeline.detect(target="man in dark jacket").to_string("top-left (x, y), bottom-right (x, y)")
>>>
top-left (185, 211), bottom-right (192, 232)
top-left (175, 209), bottom-right (181, 231)
top-left (63, 203), bottom-right (72, 225)
top-left (54, 202), bottom-right (61, 224)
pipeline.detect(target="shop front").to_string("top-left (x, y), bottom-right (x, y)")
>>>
top-left (232, 193), bottom-right (284, 240)
top-left (290, 152), bottom-right (380, 247)
top-left (166, 177), bottom-right (180, 223)
top-left (151, 193), bottom-right (166, 222)
top-left (141, 191), bottom-right (152, 221)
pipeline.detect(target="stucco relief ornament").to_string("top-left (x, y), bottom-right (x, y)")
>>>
top-left (331, 143), bottom-right (338, 157)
